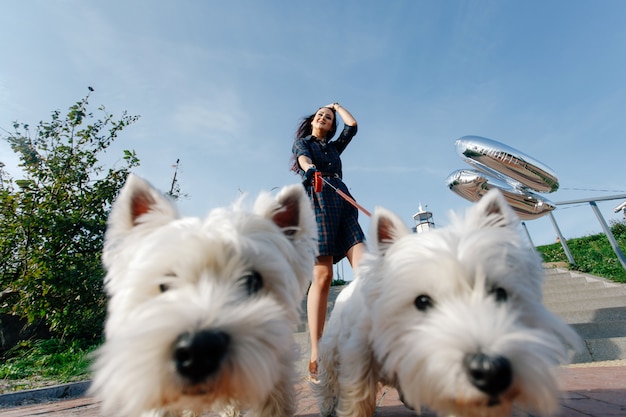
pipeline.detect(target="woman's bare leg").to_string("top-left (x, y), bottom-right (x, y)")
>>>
top-left (307, 255), bottom-right (333, 374)
top-left (346, 242), bottom-right (367, 269)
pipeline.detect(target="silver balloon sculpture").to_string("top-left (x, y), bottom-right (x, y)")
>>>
top-left (446, 136), bottom-right (559, 220)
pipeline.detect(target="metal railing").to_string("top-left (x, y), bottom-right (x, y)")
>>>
top-left (539, 194), bottom-right (626, 271)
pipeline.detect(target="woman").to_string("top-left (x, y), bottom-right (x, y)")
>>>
top-left (291, 102), bottom-right (367, 379)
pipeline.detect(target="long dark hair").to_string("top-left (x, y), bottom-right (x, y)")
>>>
top-left (290, 107), bottom-right (337, 173)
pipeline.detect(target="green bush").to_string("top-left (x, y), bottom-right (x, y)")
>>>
top-left (0, 91), bottom-right (140, 340)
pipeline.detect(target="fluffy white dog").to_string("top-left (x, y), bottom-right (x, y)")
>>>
top-left (90, 174), bottom-right (317, 417)
top-left (314, 189), bottom-right (583, 417)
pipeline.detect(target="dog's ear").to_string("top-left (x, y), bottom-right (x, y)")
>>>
top-left (473, 189), bottom-right (520, 229)
top-left (102, 174), bottom-right (178, 269)
top-left (371, 207), bottom-right (410, 254)
top-left (111, 174), bottom-right (178, 227)
top-left (271, 193), bottom-right (300, 236)
top-left (270, 184), bottom-right (317, 241)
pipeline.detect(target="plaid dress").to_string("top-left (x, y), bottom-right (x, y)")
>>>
top-left (292, 124), bottom-right (365, 263)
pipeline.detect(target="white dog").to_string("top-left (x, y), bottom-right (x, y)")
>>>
top-left (90, 174), bottom-right (317, 417)
top-left (314, 189), bottom-right (583, 417)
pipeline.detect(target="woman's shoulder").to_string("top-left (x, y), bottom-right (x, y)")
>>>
top-left (292, 135), bottom-right (314, 153)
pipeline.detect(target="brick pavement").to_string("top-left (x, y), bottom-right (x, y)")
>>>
top-left (2, 362), bottom-right (625, 417)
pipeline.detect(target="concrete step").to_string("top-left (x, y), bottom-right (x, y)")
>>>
top-left (532, 269), bottom-right (626, 363)
top-left (543, 270), bottom-right (625, 288)
top-left (581, 336), bottom-right (626, 363)
top-left (555, 306), bottom-right (626, 325)
top-left (543, 287), bottom-right (626, 304)
top-left (545, 296), bottom-right (626, 314)
top-left (543, 276), bottom-right (603, 290)
top-left (570, 320), bottom-right (626, 339)
top-left (542, 280), bottom-right (611, 295)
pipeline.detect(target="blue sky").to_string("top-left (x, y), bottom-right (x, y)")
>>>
top-left (2, 1), bottom-right (625, 280)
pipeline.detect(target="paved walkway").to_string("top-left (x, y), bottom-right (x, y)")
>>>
top-left (2, 361), bottom-right (625, 417)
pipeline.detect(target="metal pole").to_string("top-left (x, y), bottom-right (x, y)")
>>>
top-left (520, 222), bottom-right (535, 247)
top-left (169, 158), bottom-right (180, 195)
top-left (548, 212), bottom-right (577, 266)
top-left (589, 201), bottom-right (626, 270)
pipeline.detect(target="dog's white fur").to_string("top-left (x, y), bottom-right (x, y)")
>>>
top-left (90, 174), bottom-right (317, 417)
top-left (314, 189), bottom-right (583, 417)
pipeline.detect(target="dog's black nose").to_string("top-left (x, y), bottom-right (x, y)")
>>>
top-left (174, 330), bottom-right (230, 382)
top-left (463, 352), bottom-right (512, 396)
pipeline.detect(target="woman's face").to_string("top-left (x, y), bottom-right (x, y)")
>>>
top-left (311, 107), bottom-right (335, 137)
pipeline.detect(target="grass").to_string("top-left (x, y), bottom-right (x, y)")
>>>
top-left (0, 338), bottom-right (98, 393)
top-left (1, 221), bottom-right (625, 393)
top-left (537, 220), bottom-right (626, 283)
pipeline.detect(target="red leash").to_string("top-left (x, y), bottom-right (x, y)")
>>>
top-left (313, 171), bottom-right (371, 217)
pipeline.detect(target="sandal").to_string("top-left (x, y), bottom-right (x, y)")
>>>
top-left (308, 360), bottom-right (319, 382)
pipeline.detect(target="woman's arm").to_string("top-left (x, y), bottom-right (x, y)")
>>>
top-left (326, 103), bottom-right (357, 127)
top-left (297, 155), bottom-right (317, 172)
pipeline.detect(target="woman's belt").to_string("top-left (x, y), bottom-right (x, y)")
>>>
top-left (319, 172), bottom-right (340, 178)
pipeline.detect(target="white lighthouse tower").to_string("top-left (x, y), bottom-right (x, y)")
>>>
top-left (412, 203), bottom-right (435, 233)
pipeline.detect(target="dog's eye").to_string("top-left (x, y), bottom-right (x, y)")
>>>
top-left (159, 273), bottom-right (177, 293)
top-left (414, 294), bottom-right (434, 311)
top-left (489, 286), bottom-right (508, 303)
top-left (241, 271), bottom-right (263, 296)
